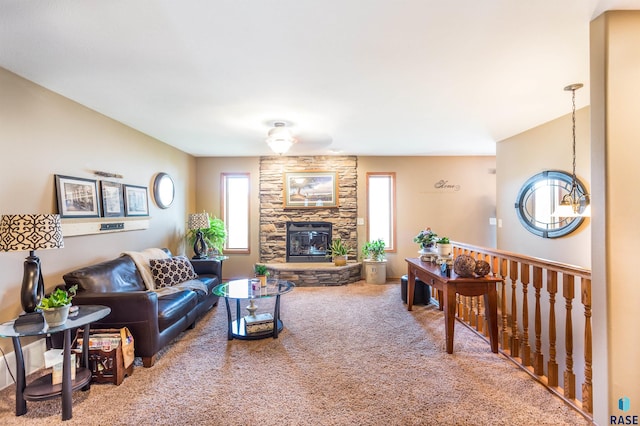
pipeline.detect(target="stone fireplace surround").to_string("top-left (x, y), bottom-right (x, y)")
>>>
top-left (259, 156), bottom-right (361, 286)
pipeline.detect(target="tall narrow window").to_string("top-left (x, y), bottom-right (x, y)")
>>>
top-left (366, 172), bottom-right (396, 251)
top-left (221, 173), bottom-right (250, 253)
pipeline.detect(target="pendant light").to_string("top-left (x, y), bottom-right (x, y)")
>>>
top-left (552, 83), bottom-right (590, 217)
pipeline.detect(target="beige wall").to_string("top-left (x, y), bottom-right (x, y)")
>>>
top-left (591, 11), bottom-right (640, 425)
top-left (496, 107), bottom-right (591, 268)
top-left (0, 68), bottom-right (196, 354)
top-left (194, 156), bottom-right (497, 281)
top-left (357, 156), bottom-right (497, 278)
top-left (194, 157), bottom-right (261, 279)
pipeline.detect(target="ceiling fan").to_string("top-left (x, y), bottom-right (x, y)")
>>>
top-left (264, 121), bottom-right (333, 155)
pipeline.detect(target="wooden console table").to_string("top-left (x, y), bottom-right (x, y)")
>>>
top-left (405, 257), bottom-right (503, 354)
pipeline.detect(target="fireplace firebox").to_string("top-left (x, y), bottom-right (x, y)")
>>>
top-left (286, 221), bottom-right (332, 263)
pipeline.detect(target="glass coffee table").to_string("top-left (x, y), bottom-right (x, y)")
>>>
top-left (213, 279), bottom-right (294, 340)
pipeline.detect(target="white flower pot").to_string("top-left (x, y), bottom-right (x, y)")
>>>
top-left (42, 304), bottom-right (71, 328)
top-left (437, 243), bottom-right (453, 257)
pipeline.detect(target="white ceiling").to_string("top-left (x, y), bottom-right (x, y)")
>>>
top-left (1, 1), bottom-right (639, 157)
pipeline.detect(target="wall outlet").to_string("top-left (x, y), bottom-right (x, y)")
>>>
top-left (357, 218), bottom-right (364, 225)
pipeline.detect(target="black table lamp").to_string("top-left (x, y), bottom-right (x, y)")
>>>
top-left (0, 214), bottom-right (64, 313)
top-left (188, 212), bottom-right (209, 259)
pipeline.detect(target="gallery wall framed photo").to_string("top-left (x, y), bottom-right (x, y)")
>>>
top-left (55, 174), bottom-right (101, 218)
top-left (124, 184), bottom-right (149, 216)
top-left (100, 181), bottom-right (124, 217)
top-left (283, 171), bottom-right (339, 208)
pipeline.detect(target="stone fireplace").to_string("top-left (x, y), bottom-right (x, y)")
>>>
top-left (286, 221), bottom-right (332, 263)
top-left (259, 156), bottom-right (358, 264)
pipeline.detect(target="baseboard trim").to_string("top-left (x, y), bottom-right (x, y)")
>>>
top-left (0, 339), bottom-right (46, 391)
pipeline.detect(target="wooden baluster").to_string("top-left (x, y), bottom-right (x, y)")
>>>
top-left (520, 263), bottom-right (532, 366)
top-left (582, 278), bottom-right (593, 414)
top-left (500, 258), bottom-right (509, 350)
top-left (563, 274), bottom-right (576, 400)
top-left (533, 266), bottom-right (544, 375)
top-left (469, 296), bottom-right (476, 327)
top-left (478, 296), bottom-right (486, 334)
top-left (510, 260), bottom-right (520, 358)
top-left (547, 270), bottom-right (558, 387)
top-left (491, 255), bottom-right (498, 278)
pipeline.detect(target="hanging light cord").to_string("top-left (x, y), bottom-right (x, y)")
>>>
top-left (561, 83), bottom-right (589, 214)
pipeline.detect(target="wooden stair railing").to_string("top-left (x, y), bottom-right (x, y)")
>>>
top-left (439, 242), bottom-right (594, 421)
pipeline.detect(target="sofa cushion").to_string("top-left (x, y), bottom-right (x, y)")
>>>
top-left (157, 290), bottom-right (198, 331)
top-left (150, 256), bottom-right (198, 288)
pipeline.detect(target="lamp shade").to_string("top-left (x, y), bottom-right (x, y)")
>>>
top-left (0, 214), bottom-right (64, 252)
top-left (188, 213), bottom-right (209, 230)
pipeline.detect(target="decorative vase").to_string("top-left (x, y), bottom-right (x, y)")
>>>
top-left (42, 304), bottom-right (71, 328)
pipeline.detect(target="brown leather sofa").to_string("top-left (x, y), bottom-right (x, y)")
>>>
top-left (63, 249), bottom-right (221, 367)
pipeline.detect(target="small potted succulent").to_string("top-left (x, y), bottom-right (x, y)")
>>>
top-left (326, 238), bottom-right (353, 266)
top-left (254, 264), bottom-right (269, 287)
top-left (37, 285), bottom-right (78, 328)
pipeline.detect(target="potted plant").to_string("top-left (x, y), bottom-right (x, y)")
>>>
top-left (37, 285), bottom-right (78, 328)
top-left (414, 228), bottom-right (438, 252)
top-left (362, 239), bottom-right (386, 262)
top-left (326, 238), bottom-right (353, 266)
top-left (436, 237), bottom-right (453, 257)
top-left (362, 239), bottom-right (387, 284)
top-left (254, 264), bottom-right (269, 287)
top-left (187, 214), bottom-right (227, 256)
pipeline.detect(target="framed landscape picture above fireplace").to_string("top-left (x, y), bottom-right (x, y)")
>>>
top-left (284, 171), bottom-right (338, 208)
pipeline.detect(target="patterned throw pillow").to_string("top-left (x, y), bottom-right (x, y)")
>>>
top-left (150, 256), bottom-right (198, 288)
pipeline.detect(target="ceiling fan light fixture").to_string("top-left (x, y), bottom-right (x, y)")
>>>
top-left (266, 122), bottom-right (297, 155)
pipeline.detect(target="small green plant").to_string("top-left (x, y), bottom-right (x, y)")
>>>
top-left (254, 264), bottom-right (269, 276)
top-left (362, 239), bottom-right (386, 261)
top-left (326, 238), bottom-right (353, 258)
top-left (37, 285), bottom-right (78, 309)
top-left (437, 237), bottom-right (450, 244)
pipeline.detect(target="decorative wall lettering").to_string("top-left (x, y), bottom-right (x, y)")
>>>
top-left (434, 179), bottom-right (461, 191)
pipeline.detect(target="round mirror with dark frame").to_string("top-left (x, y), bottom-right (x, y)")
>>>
top-left (153, 172), bottom-right (175, 209)
top-left (514, 170), bottom-right (587, 238)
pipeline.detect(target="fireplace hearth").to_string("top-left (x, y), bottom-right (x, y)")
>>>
top-left (286, 221), bottom-right (332, 263)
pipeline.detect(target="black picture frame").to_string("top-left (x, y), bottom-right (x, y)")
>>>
top-left (124, 184), bottom-right (149, 217)
top-left (100, 181), bottom-right (124, 217)
top-left (54, 174), bottom-right (101, 218)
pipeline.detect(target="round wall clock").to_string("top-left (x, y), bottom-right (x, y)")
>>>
top-left (153, 172), bottom-right (175, 209)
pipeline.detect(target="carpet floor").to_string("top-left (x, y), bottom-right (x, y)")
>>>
top-left (0, 281), bottom-right (590, 425)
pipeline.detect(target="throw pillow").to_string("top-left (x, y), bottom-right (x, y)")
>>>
top-left (150, 256), bottom-right (198, 288)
